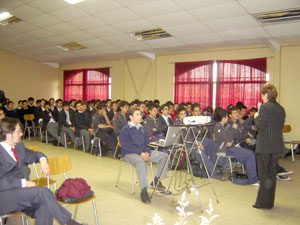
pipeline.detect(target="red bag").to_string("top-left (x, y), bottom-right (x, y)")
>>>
top-left (56, 178), bottom-right (93, 202)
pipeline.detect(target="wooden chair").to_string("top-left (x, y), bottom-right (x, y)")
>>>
top-left (283, 125), bottom-right (300, 162)
top-left (34, 155), bottom-right (100, 225)
top-left (23, 114), bottom-right (35, 141)
top-left (0, 212), bottom-right (28, 225)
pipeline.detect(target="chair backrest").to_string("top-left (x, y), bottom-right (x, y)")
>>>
top-left (283, 125), bottom-right (292, 133)
top-left (23, 114), bottom-right (34, 121)
top-left (48, 155), bottom-right (72, 176)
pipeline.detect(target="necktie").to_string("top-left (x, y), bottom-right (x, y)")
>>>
top-left (11, 147), bottom-right (19, 164)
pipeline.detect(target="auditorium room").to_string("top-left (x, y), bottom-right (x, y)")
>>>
top-left (0, 0), bottom-right (300, 225)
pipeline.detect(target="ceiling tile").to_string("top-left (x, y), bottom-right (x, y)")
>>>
top-left (0, 0), bottom-right (24, 11)
top-left (144, 37), bottom-right (185, 48)
top-left (129, 0), bottom-right (181, 17)
top-left (204, 15), bottom-right (260, 32)
top-left (101, 34), bottom-right (137, 44)
top-left (189, 2), bottom-right (247, 21)
top-left (29, 29), bottom-right (56, 39)
top-left (77, 0), bottom-right (123, 14)
top-left (45, 23), bottom-right (78, 35)
top-left (177, 32), bottom-right (223, 44)
top-left (163, 22), bottom-right (210, 36)
top-left (146, 11), bottom-right (198, 27)
top-left (10, 4), bottom-right (43, 20)
top-left (85, 25), bottom-right (124, 38)
top-left (61, 31), bottom-right (94, 42)
top-left (115, 0), bottom-right (156, 7)
top-left (113, 19), bottom-right (155, 32)
top-left (27, 14), bottom-right (61, 28)
top-left (173, 0), bottom-right (235, 10)
top-left (264, 21), bottom-right (300, 37)
top-left (28, 0), bottom-right (69, 13)
top-left (42, 36), bottom-right (69, 46)
top-left (79, 38), bottom-right (108, 48)
top-left (68, 16), bottom-right (106, 30)
top-left (6, 21), bottom-right (39, 34)
top-left (49, 6), bottom-right (88, 22)
top-left (217, 27), bottom-right (270, 41)
top-left (95, 8), bottom-right (140, 24)
top-left (114, 41), bottom-right (151, 51)
top-left (238, 0), bottom-right (300, 14)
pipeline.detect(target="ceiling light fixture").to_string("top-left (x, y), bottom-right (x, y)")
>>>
top-left (57, 42), bottom-right (87, 51)
top-left (0, 12), bottom-right (13, 21)
top-left (64, 0), bottom-right (86, 5)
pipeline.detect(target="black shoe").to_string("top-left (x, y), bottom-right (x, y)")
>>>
top-left (150, 180), bottom-right (166, 191)
top-left (214, 174), bottom-right (226, 181)
top-left (252, 204), bottom-right (272, 209)
top-left (140, 188), bottom-right (151, 204)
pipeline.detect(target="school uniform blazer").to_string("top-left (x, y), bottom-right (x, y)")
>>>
top-left (254, 98), bottom-right (285, 154)
top-left (0, 143), bottom-right (45, 214)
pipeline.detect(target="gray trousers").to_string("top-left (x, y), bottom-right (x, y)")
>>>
top-left (46, 122), bottom-right (59, 141)
top-left (123, 150), bottom-right (169, 190)
top-left (80, 129), bottom-right (91, 150)
top-left (61, 126), bottom-right (76, 144)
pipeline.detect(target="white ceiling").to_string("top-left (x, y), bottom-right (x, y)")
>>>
top-left (0, 0), bottom-right (300, 65)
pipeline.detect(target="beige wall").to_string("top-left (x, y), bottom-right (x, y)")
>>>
top-left (0, 50), bottom-right (60, 103)
top-left (280, 45), bottom-right (300, 139)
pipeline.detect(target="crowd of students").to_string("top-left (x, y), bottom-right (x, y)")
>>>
top-left (0, 96), bottom-right (292, 203)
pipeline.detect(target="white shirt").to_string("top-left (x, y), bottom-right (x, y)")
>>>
top-left (162, 115), bottom-right (171, 126)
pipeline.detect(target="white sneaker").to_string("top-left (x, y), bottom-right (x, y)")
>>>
top-left (251, 182), bottom-right (260, 187)
top-left (276, 175), bottom-right (292, 181)
top-left (277, 171), bottom-right (293, 176)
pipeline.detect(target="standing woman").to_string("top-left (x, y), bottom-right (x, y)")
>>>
top-left (253, 84), bottom-right (285, 209)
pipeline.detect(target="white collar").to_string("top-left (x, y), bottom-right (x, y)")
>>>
top-left (128, 121), bottom-right (143, 129)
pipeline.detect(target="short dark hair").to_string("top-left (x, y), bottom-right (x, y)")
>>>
top-left (28, 97), bottom-right (34, 101)
top-left (126, 108), bottom-right (140, 121)
top-left (0, 118), bottom-right (20, 141)
top-left (119, 100), bottom-right (129, 108)
top-left (75, 101), bottom-right (82, 108)
top-left (176, 107), bottom-right (186, 115)
top-left (228, 106), bottom-right (238, 115)
top-left (213, 108), bottom-right (228, 122)
top-left (148, 104), bottom-right (158, 111)
top-left (96, 102), bottom-right (106, 110)
top-left (55, 99), bottom-right (63, 104)
top-left (191, 103), bottom-right (200, 111)
top-left (160, 104), bottom-right (169, 113)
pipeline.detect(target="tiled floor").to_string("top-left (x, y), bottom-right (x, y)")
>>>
top-left (5, 140), bottom-right (300, 225)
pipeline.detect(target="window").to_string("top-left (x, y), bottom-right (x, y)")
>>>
top-left (174, 58), bottom-right (267, 109)
top-left (174, 61), bottom-right (213, 108)
top-left (64, 68), bottom-right (110, 101)
top-left (216, 58), bottom-right (267, 109)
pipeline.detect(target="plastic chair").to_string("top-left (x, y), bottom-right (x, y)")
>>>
top-left (283, 124), bottom-right (300, 162)
top-left (0, 212), bottom-right (28, 225)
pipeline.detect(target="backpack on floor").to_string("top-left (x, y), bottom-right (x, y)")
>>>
top-left (56, 178), bottom-right (94, 203)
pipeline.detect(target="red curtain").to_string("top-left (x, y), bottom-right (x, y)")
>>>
top-left (174, 61), bottom-right (213, 108)
top-left (216, 58), bottom-right (266, 109)
top-left (64, 67), bottom-right (110, 101)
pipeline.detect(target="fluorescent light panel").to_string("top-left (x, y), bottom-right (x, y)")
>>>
top-left (64, 0), bottom-right (86, 5)
top-left (0, 12), bottom-right (13, 21)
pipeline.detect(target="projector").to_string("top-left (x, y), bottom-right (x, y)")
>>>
top-left (183, 116), bottom-right (211, 125)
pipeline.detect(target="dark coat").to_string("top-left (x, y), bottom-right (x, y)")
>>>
top-left (254, 98), bottom-right (285, 154)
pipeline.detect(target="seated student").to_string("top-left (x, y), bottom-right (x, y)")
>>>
top-left (27, 97), bottom-right (35, 113)
top-left (0, 107), bottom-right (5, 120)
top-left (5, 101), bottom-right (19, 119)
top-left (15, 100), bottom-right (23, 117)
top-left (0, 118), bottom-right (86, 225)
top-left (49, 98), bottom-right (56, 113)
top-left (119, 109), bottom-right (169, 203)
top-left (138, 101), bottom-right (147, 120)
top-left (213, 108), bottom-right (259, 185)
top-left (113, 100), bottom-right (129, 135)
top-left (51, 99), bottom-right (63, 122)
top-left (143, 104), bottom-right (165, 141)
top-left (173, 107), bottom-right (222, 179)
top-left (57, 101), bottom-right (76, 145)
top-left (108, 101), bottom-right (118, 121)
top-left (166, 101), bottom-right (176, 121)
top-left (73, 101), bottom-right (93, 151)
top-left (185, 102), bottom-right (193, 116)
top-left (227, 107), bottom-right (255, 151)
top-left (87, 100), bottom-right (96, 119)
top-left (41, 101), bottom-right (61, 144)
top-left (158, 104), bottom-right (173, 136)
top-left (92, 103), bottom-right (117, 153)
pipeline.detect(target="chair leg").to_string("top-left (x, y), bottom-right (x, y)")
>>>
top-left (211, 156), bottom-right (220, 177)
top-left (64, 133), bottom-right (67, 148)
top-left (82, 136), bottom-right (86, 152)
top-left (74, 137), bottom-right (78, 149)
top-left (45, 131), bottom-right (48, 144)
top-left (228, 157), bottom-right (233, 175)
top-left (73, 205), bottom-right (79, 220)
top-left (291, 144), bottom-right (295, 162)
top-left (113, 145), bottom-right (118, 158)
top-left (92, 199), bottom-right (100, 225)
top-left (150, 162), bottom-right (155, 187)
top-left (98, 139), bottom-right (102, 157)
top-left (27, 127), bottom-right (31, 141)
top-left (115, 162), bottom-right (124, 188)
top-left (129, 164), bottom-right (135, 194)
